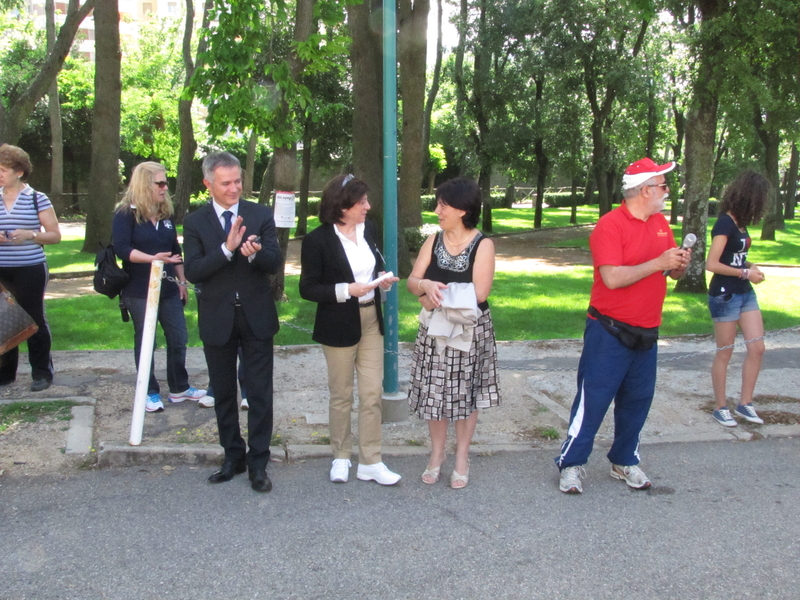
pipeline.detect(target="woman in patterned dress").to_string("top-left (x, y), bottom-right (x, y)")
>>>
top-left (407, 178), bottom-right (500, 488)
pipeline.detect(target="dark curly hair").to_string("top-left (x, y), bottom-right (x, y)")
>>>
top-left (719, 171), bottom-right (769, 227)
top-left (435, 178), bottom-right (481, 229)
top-left (319, 174), bottom-right (370, 225)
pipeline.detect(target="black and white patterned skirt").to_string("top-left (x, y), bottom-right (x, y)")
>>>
top-left (407, 308), bottom-right (501, 421)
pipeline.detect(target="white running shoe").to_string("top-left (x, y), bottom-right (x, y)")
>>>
top-left (198, 394), bottom-right (215, 408)
top-left (356, 462), bottom-right (401, 485)
top-left (168, 387), bottom-right (207, 403)
top-left (330, 459), bottom-right (351, 483)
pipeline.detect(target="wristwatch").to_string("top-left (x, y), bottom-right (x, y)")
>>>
top-left (31, 231), bottom-right (38, 241)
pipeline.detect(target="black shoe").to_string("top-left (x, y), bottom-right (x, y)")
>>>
top-left (249, 468), bottom-right (272, 493)
top-left (208, 459), bottom-right (247, 483)
top-left (30, 379), bottom-right (52, 392)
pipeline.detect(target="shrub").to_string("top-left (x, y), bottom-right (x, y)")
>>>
top-left (404, 223), bottom-right (441, 253)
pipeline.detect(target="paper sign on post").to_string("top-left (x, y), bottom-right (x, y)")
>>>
top-left (274, 191), bottom-right (296, 228)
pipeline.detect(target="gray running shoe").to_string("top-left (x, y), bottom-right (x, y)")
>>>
top-left (559, 465), bottom-right (585, 494)
top-left (610, 464), bottom-right (651, 489)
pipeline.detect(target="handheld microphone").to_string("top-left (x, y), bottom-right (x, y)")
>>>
top-left (663, 233), bottom-right (696, 276)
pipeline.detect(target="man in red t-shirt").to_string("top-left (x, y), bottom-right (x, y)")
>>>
top-left (555, 158), bottom-right (691, 494)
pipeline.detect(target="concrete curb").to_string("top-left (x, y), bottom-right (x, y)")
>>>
top-left (96, 441), bottom-right (543, 469)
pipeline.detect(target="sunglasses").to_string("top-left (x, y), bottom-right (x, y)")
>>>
top-left (154, 181), bottom-right (169, 188)
top-left (647, 183), bottom-right (669, 190)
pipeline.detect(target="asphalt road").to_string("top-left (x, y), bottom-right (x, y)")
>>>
top-left (2, 438), bottom-right (799, 600)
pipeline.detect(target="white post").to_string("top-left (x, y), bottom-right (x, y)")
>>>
top-left (129, 260), bottom-right (164, 446)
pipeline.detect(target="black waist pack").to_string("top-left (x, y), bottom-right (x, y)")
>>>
top-left (588, 306), bottom-right (659, 351)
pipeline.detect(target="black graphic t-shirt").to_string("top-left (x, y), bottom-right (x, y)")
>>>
top-left (708, 213), bottom-right (753, 296)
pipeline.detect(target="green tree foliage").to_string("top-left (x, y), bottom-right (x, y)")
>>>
top-left (120, 17), bottom-right (187, 172)
top-left (188, 0), bottom-right (352, 146)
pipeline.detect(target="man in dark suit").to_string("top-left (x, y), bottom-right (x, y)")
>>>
top-left (183, 152), bottom-right (281, 492)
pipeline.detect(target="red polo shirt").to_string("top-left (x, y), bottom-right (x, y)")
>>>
top-left (589, 202), bottom-right (677, 328)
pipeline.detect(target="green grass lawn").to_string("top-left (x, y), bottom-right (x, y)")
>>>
top-left (44, 208), bottom-right (800, 350)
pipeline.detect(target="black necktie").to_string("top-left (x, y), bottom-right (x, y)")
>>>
top-left (222, 211), bottom-right (233, 235)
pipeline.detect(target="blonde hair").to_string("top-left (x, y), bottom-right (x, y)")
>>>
top-left (116, 162), bottom-right (173, 223)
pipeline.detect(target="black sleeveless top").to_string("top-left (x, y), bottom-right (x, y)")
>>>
top-left (423, 231), bottom-right (489, 311)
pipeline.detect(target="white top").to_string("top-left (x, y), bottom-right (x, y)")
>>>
top-left (334, 222), bottom-right (376, 303)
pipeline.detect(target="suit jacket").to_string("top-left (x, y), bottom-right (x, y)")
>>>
top-left (183, 200), bottom-right (282, 346)
top-left (299, 220), bottom-right (384, 347)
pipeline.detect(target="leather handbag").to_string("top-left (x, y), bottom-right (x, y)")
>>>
top-left (0, 283), bottom-right (38, 355)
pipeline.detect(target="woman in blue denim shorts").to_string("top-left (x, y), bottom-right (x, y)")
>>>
top-left (705, 171), bottom-right (768, 427)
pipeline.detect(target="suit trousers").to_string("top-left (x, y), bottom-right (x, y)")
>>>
top-left (204, 305), bottom-right (274, 470)
top-left (322, 305), bottom-right (384, 465)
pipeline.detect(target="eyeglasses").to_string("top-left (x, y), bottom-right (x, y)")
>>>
top-left (647, 183), bottom-right (669, 190)
top-left (154, 181), bottom-right (169, 188)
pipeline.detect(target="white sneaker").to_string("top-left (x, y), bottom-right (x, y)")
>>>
top-left (240, 397), bottom-right (249, 411)
top-left (559, 465), bottom-right (585, 494)
top-left (357, 462), bottom-right (401, 485)
top-left (145, 394), bottom-right (165, 413)
top-left (610, 464), bottom-right (651, 490)
top-left (168, 387), bottom-right (207, 403)
top-left (198, 394), bottom-right (215, 408)
top-left (330, 459), bottom-right (351, 483)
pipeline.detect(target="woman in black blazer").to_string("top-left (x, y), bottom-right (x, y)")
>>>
top-left (299, 175), bottom-right (401, 485)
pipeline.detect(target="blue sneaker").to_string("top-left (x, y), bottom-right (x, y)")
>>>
top-left (168, 387), bottom-right (207, 403)
top-left (735, 404), bottom-right (764, 425)
top-left (712, 408), bottom-right (737, 427)
top-left (145, 394), bottom-right (165, 412)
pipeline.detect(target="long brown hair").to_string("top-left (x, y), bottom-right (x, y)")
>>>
top-left (719, 171), bottom-right (769, 227)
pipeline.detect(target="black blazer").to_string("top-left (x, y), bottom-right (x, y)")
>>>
top-left (183, 200), bottom-right (282, 346)
top-left (299, 220), bottom-right (385, 347)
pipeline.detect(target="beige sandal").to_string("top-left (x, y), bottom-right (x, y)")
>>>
top-left (421, 465), bottom-right (441, 485)
top-left (450, 466), bottom-right (469, 489)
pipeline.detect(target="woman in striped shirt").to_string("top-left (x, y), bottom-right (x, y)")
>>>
top-left (0, 144), bottom-right (62, 391)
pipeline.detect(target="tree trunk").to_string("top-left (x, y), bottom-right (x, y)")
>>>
top-left (175, 0), bottom-right (211, 224)
top-left (270, 145), bottom-right (297, 302)
top-left (348, 0), bottom-right (384, 231)
top-left (784, 143), bottom-right (798, 220)
top-left (267, 0), bottom-right (313, 301)
top-left (296, 124), bottom-right (312, 238)
top-left (479, 162), bottom-right (492, 233)
top-left (258, 154), bottom-right (275, 205)
top-left (243, 130), bottom-right (258, 198)
top-left (503, 183), bottom-right (515, 209)
top-left (670, 89), bottom-right (686, 226)
top-left (570, 175), bottom-right (579, 224)
top-left (674, 0), bottom-right (725, 294)
top-left (754, 111), bottom-right (783, 239)
top-left (582, 168), bottom-right (594, 206)
top-left (46, 0), bottom-right (64, 216)
top-left (398, 0), bottom-right (429, 231)
top-left (0, 0), bottom-right (95, 145)
top-left (82, 0), bottom-right (121, 252)
top-left (533, 139), bottom-right (548, 229)
top-left (421, 0), bottom-right (443, 175)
